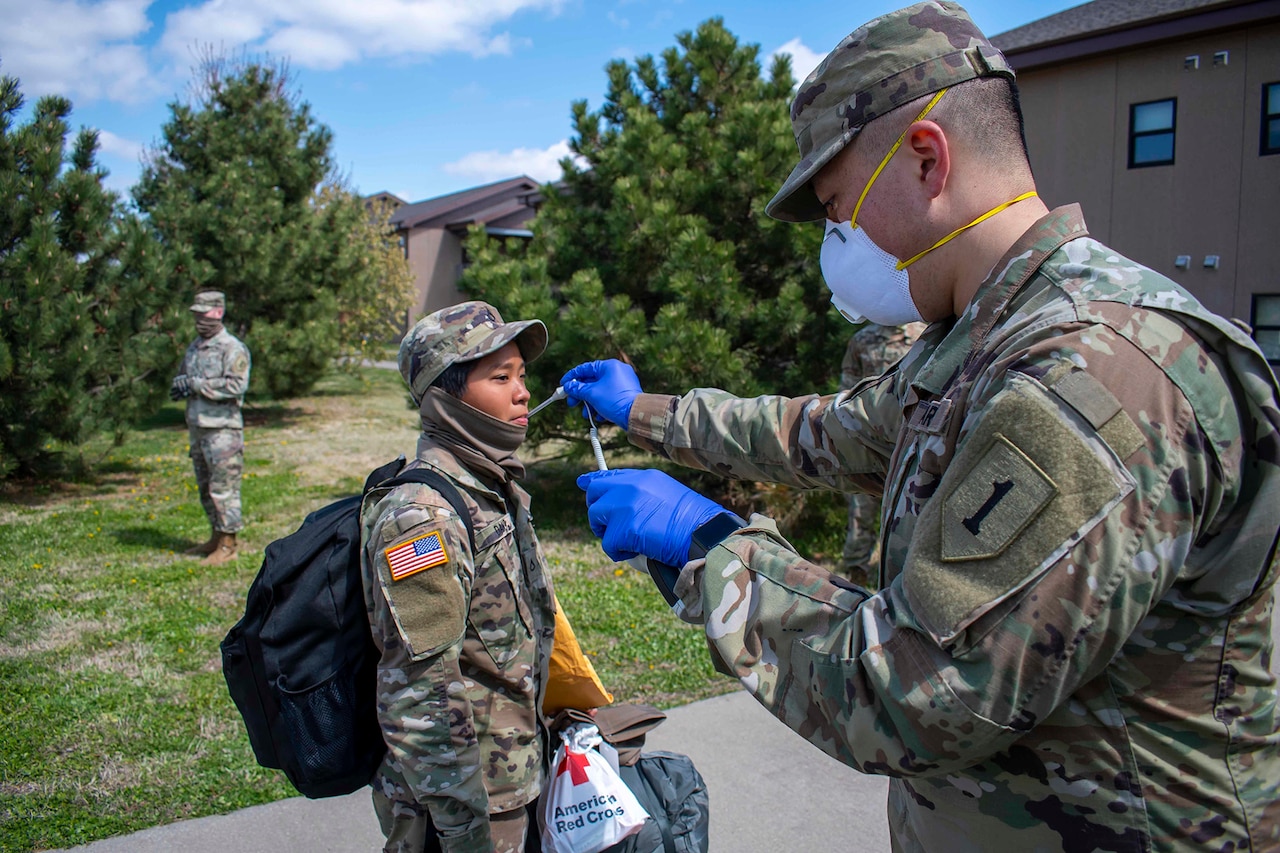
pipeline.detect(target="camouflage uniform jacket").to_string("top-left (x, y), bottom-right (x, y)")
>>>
top-left (628, 206), bottom-right (1280, 851)
top-left (359, 439), bottom-right (556, 851)
top-left (180, 327), bottom-right (250, 429)
top-left (840, 322), bottom-right (926, 390)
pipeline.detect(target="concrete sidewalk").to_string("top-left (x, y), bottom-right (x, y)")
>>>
top-left (52, 616), bottom-right (1280, 852)
top-left (52, 691), bottom-right (888, 853)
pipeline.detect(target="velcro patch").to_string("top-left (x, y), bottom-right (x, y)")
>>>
top-left (385, 530), bottom-right (450, 581)
top-left (1049, 369), bottom-right (1145, 460)
top-left (379, 523), bottom-right (465, 660)
top-left (1049, 370), bottom-right (1120, 429)
top-left (942, 435), bottom-right (1057, 562)
top-left (904, 373), bottom-right (1133, 646)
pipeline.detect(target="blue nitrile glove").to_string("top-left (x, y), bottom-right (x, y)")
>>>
top-left (560, 360), bottom-right (642, 427)
top-left (577, 469), bottom-right (726, 566)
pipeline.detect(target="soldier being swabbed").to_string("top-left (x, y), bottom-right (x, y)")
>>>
top-left (558, 3), bottom-right (1280, 850)
top-left (362, 302), bottom-right (555, 853)
top-left (171, 290), bottom-right (251, 566)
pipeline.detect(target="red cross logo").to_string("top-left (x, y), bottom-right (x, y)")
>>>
top-left (556, 749), bottom-right (591, 785)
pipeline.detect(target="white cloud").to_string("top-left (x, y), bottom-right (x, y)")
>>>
top-left (443, 139), bottom-right (584, 184)
top-left (158, 0), bottom-right (567, 70)
top-left (263, 27), bottom-right (361, 70)
top-left (770, 37), bottom-right (825, 87)
top-left (95, 128), bottom-right (144, 160)
top-left (0, 0), bottom-right (158, 102)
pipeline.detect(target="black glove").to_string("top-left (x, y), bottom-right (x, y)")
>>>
top-left (169, 374), bottom-right (191, 401)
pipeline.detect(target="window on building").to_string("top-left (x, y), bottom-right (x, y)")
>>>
top-left (1253, 295), bottom-right (1280, 365)
top-left (1129, 98), bottom-right (1176, 168)
top-left (1263, 82), bottom-right (1280, 156)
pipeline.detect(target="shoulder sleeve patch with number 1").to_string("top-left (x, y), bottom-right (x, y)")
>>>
top-left (385, 531), bottom-right (450, 581)
top-left (942, 435), bottom-right (1057, 561)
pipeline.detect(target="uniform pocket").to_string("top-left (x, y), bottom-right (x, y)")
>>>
top-left (468, 541), bottom-right (533, 666)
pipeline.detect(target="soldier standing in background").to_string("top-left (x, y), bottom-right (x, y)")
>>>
top-left (171, 291), bottom-right (251, 566)
top-left (838, 321), bottom-right (925, 585)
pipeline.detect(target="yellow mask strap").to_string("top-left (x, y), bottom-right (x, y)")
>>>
top-left (896, 191), bottom-right (1040, 270)
top-left (850, 87), bottom-right (948, 229)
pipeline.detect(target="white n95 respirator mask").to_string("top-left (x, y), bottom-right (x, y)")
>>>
top-left (819, 220), bottom-right (924, 326)
top-left (817, 86), bottom-right (1037, 327)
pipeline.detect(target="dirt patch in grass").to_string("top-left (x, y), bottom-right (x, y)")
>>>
top-left (259, 419), bottom-right (418, 488)
top-left (64, 640), bottom-right (151, 680)
top-left (242, 379), bottom-right (418, 489)
top-left (0, 613), bottom-right (111, 658)
top-left (198, 713), bottom-right (238, 741)
top-left (85, 755), bottom-right (147, 796)
top-left (202, 585), bottom-right (248, 612)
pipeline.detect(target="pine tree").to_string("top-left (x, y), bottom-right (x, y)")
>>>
top-left (0, 74), bottom-right (184, 479)
top-left (319, 185), bottom-right (415, 368)
top-left (461, 18), bottom-right (846, 449)
top-left (134, 56), bottom-right (358, 398)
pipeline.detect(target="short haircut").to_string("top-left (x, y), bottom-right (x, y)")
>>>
top-left (431, 360), bottom-right (472, 398)
top-left (859, 76), bottom-right (1031, 177)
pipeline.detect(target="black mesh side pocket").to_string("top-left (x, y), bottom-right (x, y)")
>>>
top-left (277, 660), bottom-right (384, 798)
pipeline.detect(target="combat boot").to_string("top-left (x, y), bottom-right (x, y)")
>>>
top-left (202, 532), bottom-right (238, 566)
top-left (183, 531), bottom-right (219, 556)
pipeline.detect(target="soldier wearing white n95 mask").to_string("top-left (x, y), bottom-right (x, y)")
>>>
top-left (558, 3), bottom-right (1280, 850)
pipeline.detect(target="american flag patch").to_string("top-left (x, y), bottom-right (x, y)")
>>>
top-left (385, 531), bottom-right (449, 581)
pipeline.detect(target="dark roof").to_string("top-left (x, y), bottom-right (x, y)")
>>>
top-left (387, 176), bottom-right (540, 231)
top-left (365, 190), bottom-right (407, 208)
top-left (992, 0), bottom-right (1238, 52)
top-left (442, 197), bottom-right (539, 234)
top-left (991, 0), bottom-right (1277, 70)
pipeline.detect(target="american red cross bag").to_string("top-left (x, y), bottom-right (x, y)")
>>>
top-left (540, 723), bottom-right (648, 853)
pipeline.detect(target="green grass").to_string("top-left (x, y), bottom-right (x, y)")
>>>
top-left (0, 366), bottom-right (854, 852)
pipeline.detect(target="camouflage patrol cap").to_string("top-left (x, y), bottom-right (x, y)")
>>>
top-left (399, 301), bottom-right (548, 404)
top-left (766, 1), bottom-right (1014, 223)
top-left (189, 291), bottom-right (225, 313)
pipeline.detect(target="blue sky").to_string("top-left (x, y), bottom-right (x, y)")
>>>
top-left (1, 0), bottom-right (1083, 203)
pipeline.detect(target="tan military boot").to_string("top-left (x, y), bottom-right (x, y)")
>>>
top-left (183, 531), bottom-right (219, 556)
top-left (202, 533), bottom-right (238, 566)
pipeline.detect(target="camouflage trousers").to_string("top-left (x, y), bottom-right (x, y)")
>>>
top-left (839, 491), bottom-right (881, 588)
top-left (372, 790), bottom-right (540, 853)
top-left (188, 427), bottom-right (243, 534)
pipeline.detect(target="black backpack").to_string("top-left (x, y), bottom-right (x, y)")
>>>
top-left (220, 456), bottom-right (474, 799)
top-left (615, 751), bottom-right (710, 853)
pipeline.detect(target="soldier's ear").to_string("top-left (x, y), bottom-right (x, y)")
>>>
top-left (904, 122), bottom-right (949, 200)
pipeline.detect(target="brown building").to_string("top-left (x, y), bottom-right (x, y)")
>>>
top-left (369, 176), bottom-right (545, 322)
top-left (992, 0), bottom-right (1280, 365)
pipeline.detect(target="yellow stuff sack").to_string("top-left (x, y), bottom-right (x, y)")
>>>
top-left (543, 602), bottom-right (613, 715)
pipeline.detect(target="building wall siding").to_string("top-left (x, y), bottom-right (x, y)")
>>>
top-left (1237, 23), bottom-right (1280, 321)
top-left (405, 228), bottom-right (467, 320)
top-left (1014, 20), bottom-right (1280, 323)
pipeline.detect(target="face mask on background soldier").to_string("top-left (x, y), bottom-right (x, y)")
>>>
top-left (194, 308), bottom-right (224, 338)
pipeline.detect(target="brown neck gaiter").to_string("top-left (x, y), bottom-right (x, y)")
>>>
top-left (417, 386), bottom-right (527, 484)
